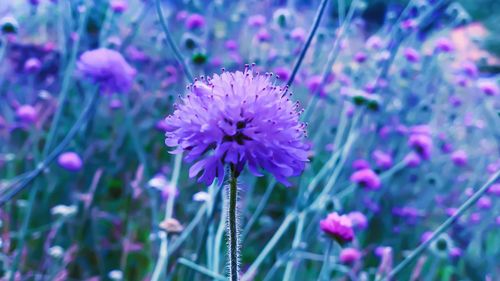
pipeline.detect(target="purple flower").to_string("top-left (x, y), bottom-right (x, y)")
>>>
top-left (350, 168), bottom-right (381, 190)
top-left (408, 133), bottom-right (432, 160)
top-left (185, 14), bottom-right (205, 30)
top-left (24, 58), bottom-right (42, 73)
top-left (478, 81), bottom-right (498, 97)
top-left (248, 14), bottom-right (266, 28)
top-left (477, 196), bottom-right (492, 210)
top-left (256, 28), bottom-right (271, 42)
top-left (420, 231), bottom-right (433, 243)
top-left (347, 211), bottom-right (368, 230)
top-left (77, 48), bottom-right (136, 94)
top-left (462, 61), bottom-right (478, 78)
top-left (57, 152), bottom-right (83, 172)
top-left (290, 27), bottom-right (306, 42)
top-left (372, 150), bottom-right (393, 169)
top-left (274, 66), bottom-right (290, 82)
top-left (339, 248), bottom-right (362, 264)
top-left (404, 152), bottom-right (421, 167)
top-left (352, 159), bottom-right (370, 170)
top-left (224, 40), bottom-right (238, 51)
top-left (16, 105), bottom-right (37, 124)
top-left (449, 247), bottom-right (462, 259)
top-left (434, 38), bottom-right (454, 53)
top-left (354, 52), bottom-right (367, 63)
top-left (164, 68), bottom-right (308, 186)
top-left (403, 48), bottom-right (420, 63)
top-left (451, 150), bottom-right (467, 167)
top-left (487, 183), bottom-right (500, 196)
top-left (320, 212), bottom-right (354, 244)
top-left (306, 75), bottom-right (325, 96)
top-left (110, 0), bottom-right (128, 13)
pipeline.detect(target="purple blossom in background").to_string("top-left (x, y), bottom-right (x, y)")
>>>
top-left (403, 47), bottom-right (420, 63)
top-left (320, 212), bottom-right (354, 244)
top-left (352, 159), bottom-right (370, 170)
top-left (372, 150), bottom-right (393, 169)
top-left (404, 152), bottom-right (421, 167)
top-left (478, 81), bottom-right (499, 96)
top-left (347, 211), bottom-right (368, 230)
top-left (16, 105), bottom-right (37, 124)
top-left (408, 133), bottom-right (432, 160)
top-left (164, 68), bottom-right (308, 186)
top-left (487, 183), bottom-right (500, 196)
top-left (110, 0), bottom-right (128, 13)
top-left (451, 150), bottom-right (468, 167)
top-left (339, 248), bottom-right (362, 264)
top-left (57, 152), bottom-right (83, 172)
top-left (434, 38), bottom-right (454, 53)
top-left (350, 168), bottom-right (381, 190)
top-left (24, 58), bottom-right (42, 73)
top-left (77, 48), bottom-right (136, 94)
top-left (185, 14), bottom-right (206, 30)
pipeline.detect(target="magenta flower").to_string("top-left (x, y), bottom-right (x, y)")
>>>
top-left (16, 105), bottom-right (37, 124)
top-left (164, 68), bottom-right (308, 186)
top-left (372, 150), bottom-right (393, 169)
top-left (247, 14), bottom-right (266, 28)
top-left (350, 168), bottom-right (381, 190)
top-left (478, 81), bottom-right (498, 96)
top-left (320, 212), bottom-right (354, 244)
top-left (77, 48), bottom-right (136, 94)
top-left (487, 183), bottom-right (500, 196)
top-left (451, 150), bottom-right (467, 167)
top-left (110, 0), bottom-right (128, 13)
top-left (185, 14), bottom-right (205, 30)
top-left (403, 48), bottom-right (420, 63)
top-left (404, 152), bottom-right (421, 167)
top-left (408, 133), bottom-right (432, 160)
top-left (339, 248), bottom-right (362, 264)
top-left (354, 51), bottom-right (367, 63)
top-left (347, 211), bottom-right (368, 230)
top-left (352, 159), bottom-right (370, 170)
top-left (290, 27), bottom-right (306, 42)
top-left (434, 38), bottom-right (454, 53)
top-left (57, 152), bottom-right (83, 172)
top-left (477, 196), bottom-right (492, 210)
top-left (24, 58), bottom-right (42, 73)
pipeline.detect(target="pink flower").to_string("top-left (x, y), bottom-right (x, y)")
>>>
top-left (57, 152), bottom-right (83, 172)
top-left (320, 212), bottom-right (354, 244)
top-left (451, 150), bottom-right (467, 167)
top-left (350, 168), bottom-right (381, 190)
top-left (339, 248), bottom-right (362, 264)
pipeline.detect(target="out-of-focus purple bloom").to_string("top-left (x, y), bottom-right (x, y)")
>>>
top-left (421, 231), bottom-right (433, 243)
top-left (434, 38), bottom-right (454, 53)
top-left (185, 14), bottom-right (205, 30)
top-left (347, 211), bottom-right (368, 230)
top-left (372, 150), bottom-right (393, 169)
top-left (110, 0), bottom-right (128, 13)
top-left (148, 174), bottom-right (178, 198)
top-left (306, 75), bottom-right (325, 96)
top-left (16, 105), bottom-right (37, 124)
top-left (393, 207), bottom-right (423, 223)
top-left (350, 168), bottom-right (381, 190)
top-left (127, 46), bottom-right (149, 63)
top-left (256, 28), bottom-right (271, 42)
top-left (478, 81), bottom-right (499, 96)
top-left (164, 68), bottom-right (308, 186)
top-left (24, 58), bottom-right (42, 73)
top-left (401, 19), bottom-right (417, 30)
top-left (469, 212), bottom-right (481, 224)
top-left (403, 48), bottom-right (420, 63)
top-left (446, 208), bottom-right (458, 216)
top-left (339, 248), bottom-right (362, 264)
top-left (449, 247), bottom-right (462, 260)
top-left (57, 152), bottom-right (83, 172)
top-left (28, 0), bottom-right (40, 6)
top-left (464, 187), bottom-right (474, 197)
top-left (487, 183), bottom-right (500, 196)
top-left (366, 36), bottom-right (383, 50)
top-left (462, 61), bottom-right (478, 78)
top-left (290, 27), bottom-right (306, 42)
top-left (451, 150), bottom-right (467, 167)
top-left (354, 52), bottom-right (367, 63)
top-left (224, 40), bottom-right (238, 51)
top-left (176, 10), bottom-right (188, 21)
top-left (248, 14), bottom-right (266, 27)
top-left (404, 152), bottom-right (421, 167)
top-left (109, 99), bottom-right (122, 110)
top-left (320, 212), bottom-right (354, 244)
top-left (77, 48), bottom-right (136, 94)
top-left (352, 159), bottom-right (370, 170)
top-left (274, 66), bottom-right (290, 82)
top-left (477, 196), bottom-right (492, 210)
top-left (448, 95), bottom-right (462, 107)
top-left (496, 216), bottom-right (500, 226)
top-left (408, 133), bottom-right (432, 160)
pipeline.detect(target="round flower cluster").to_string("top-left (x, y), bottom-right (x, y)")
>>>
top-left (164, 67), bottom-right (309, 186)
top-left (320, 212), bottom-right (354, 244)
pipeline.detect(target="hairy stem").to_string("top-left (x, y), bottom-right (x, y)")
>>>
top-left (228, 167), bottom-right (240, 281)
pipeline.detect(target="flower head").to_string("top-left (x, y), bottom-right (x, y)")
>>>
top-left (77, 48), bottom-right (136, 94)
top-left (16, 105), bottom-right (37, 124)
top-left (347, 211), bottom-right (368, 230)
top-left (57, 152), bottom-right (83, 172)
top-left (185, 14), bottom-right (205, 30)
top-left (320, 212), bottom-right (354, 244)
top-left (350, 168), bottom-right (381, 190)
top-left (339, 248), bottom-right (362, 264)
top-left (164, 67), bottom-right (308, 186)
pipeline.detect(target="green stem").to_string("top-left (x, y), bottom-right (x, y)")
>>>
top-left (384, 170), bottom-right (500, 280)
top-left (318, 240), bottom-right (333, 281)
top-left (228, 167), bottom-right (240, 281)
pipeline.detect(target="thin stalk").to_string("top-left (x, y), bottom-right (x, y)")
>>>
top-left (227, 167), bottom-right (240, 281)
top-left (384, 170), bottom-right (500, 280)
top-left (155, 0), bottom-right (194, 82)
top-left (286, 0), bottom-right (329, 87)
top-left (178, 258), bottom-right (226, 281)
top-left (282, 211), bottom-right (306, 280)
top-left (318, 240), bottom-right (333, 281)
